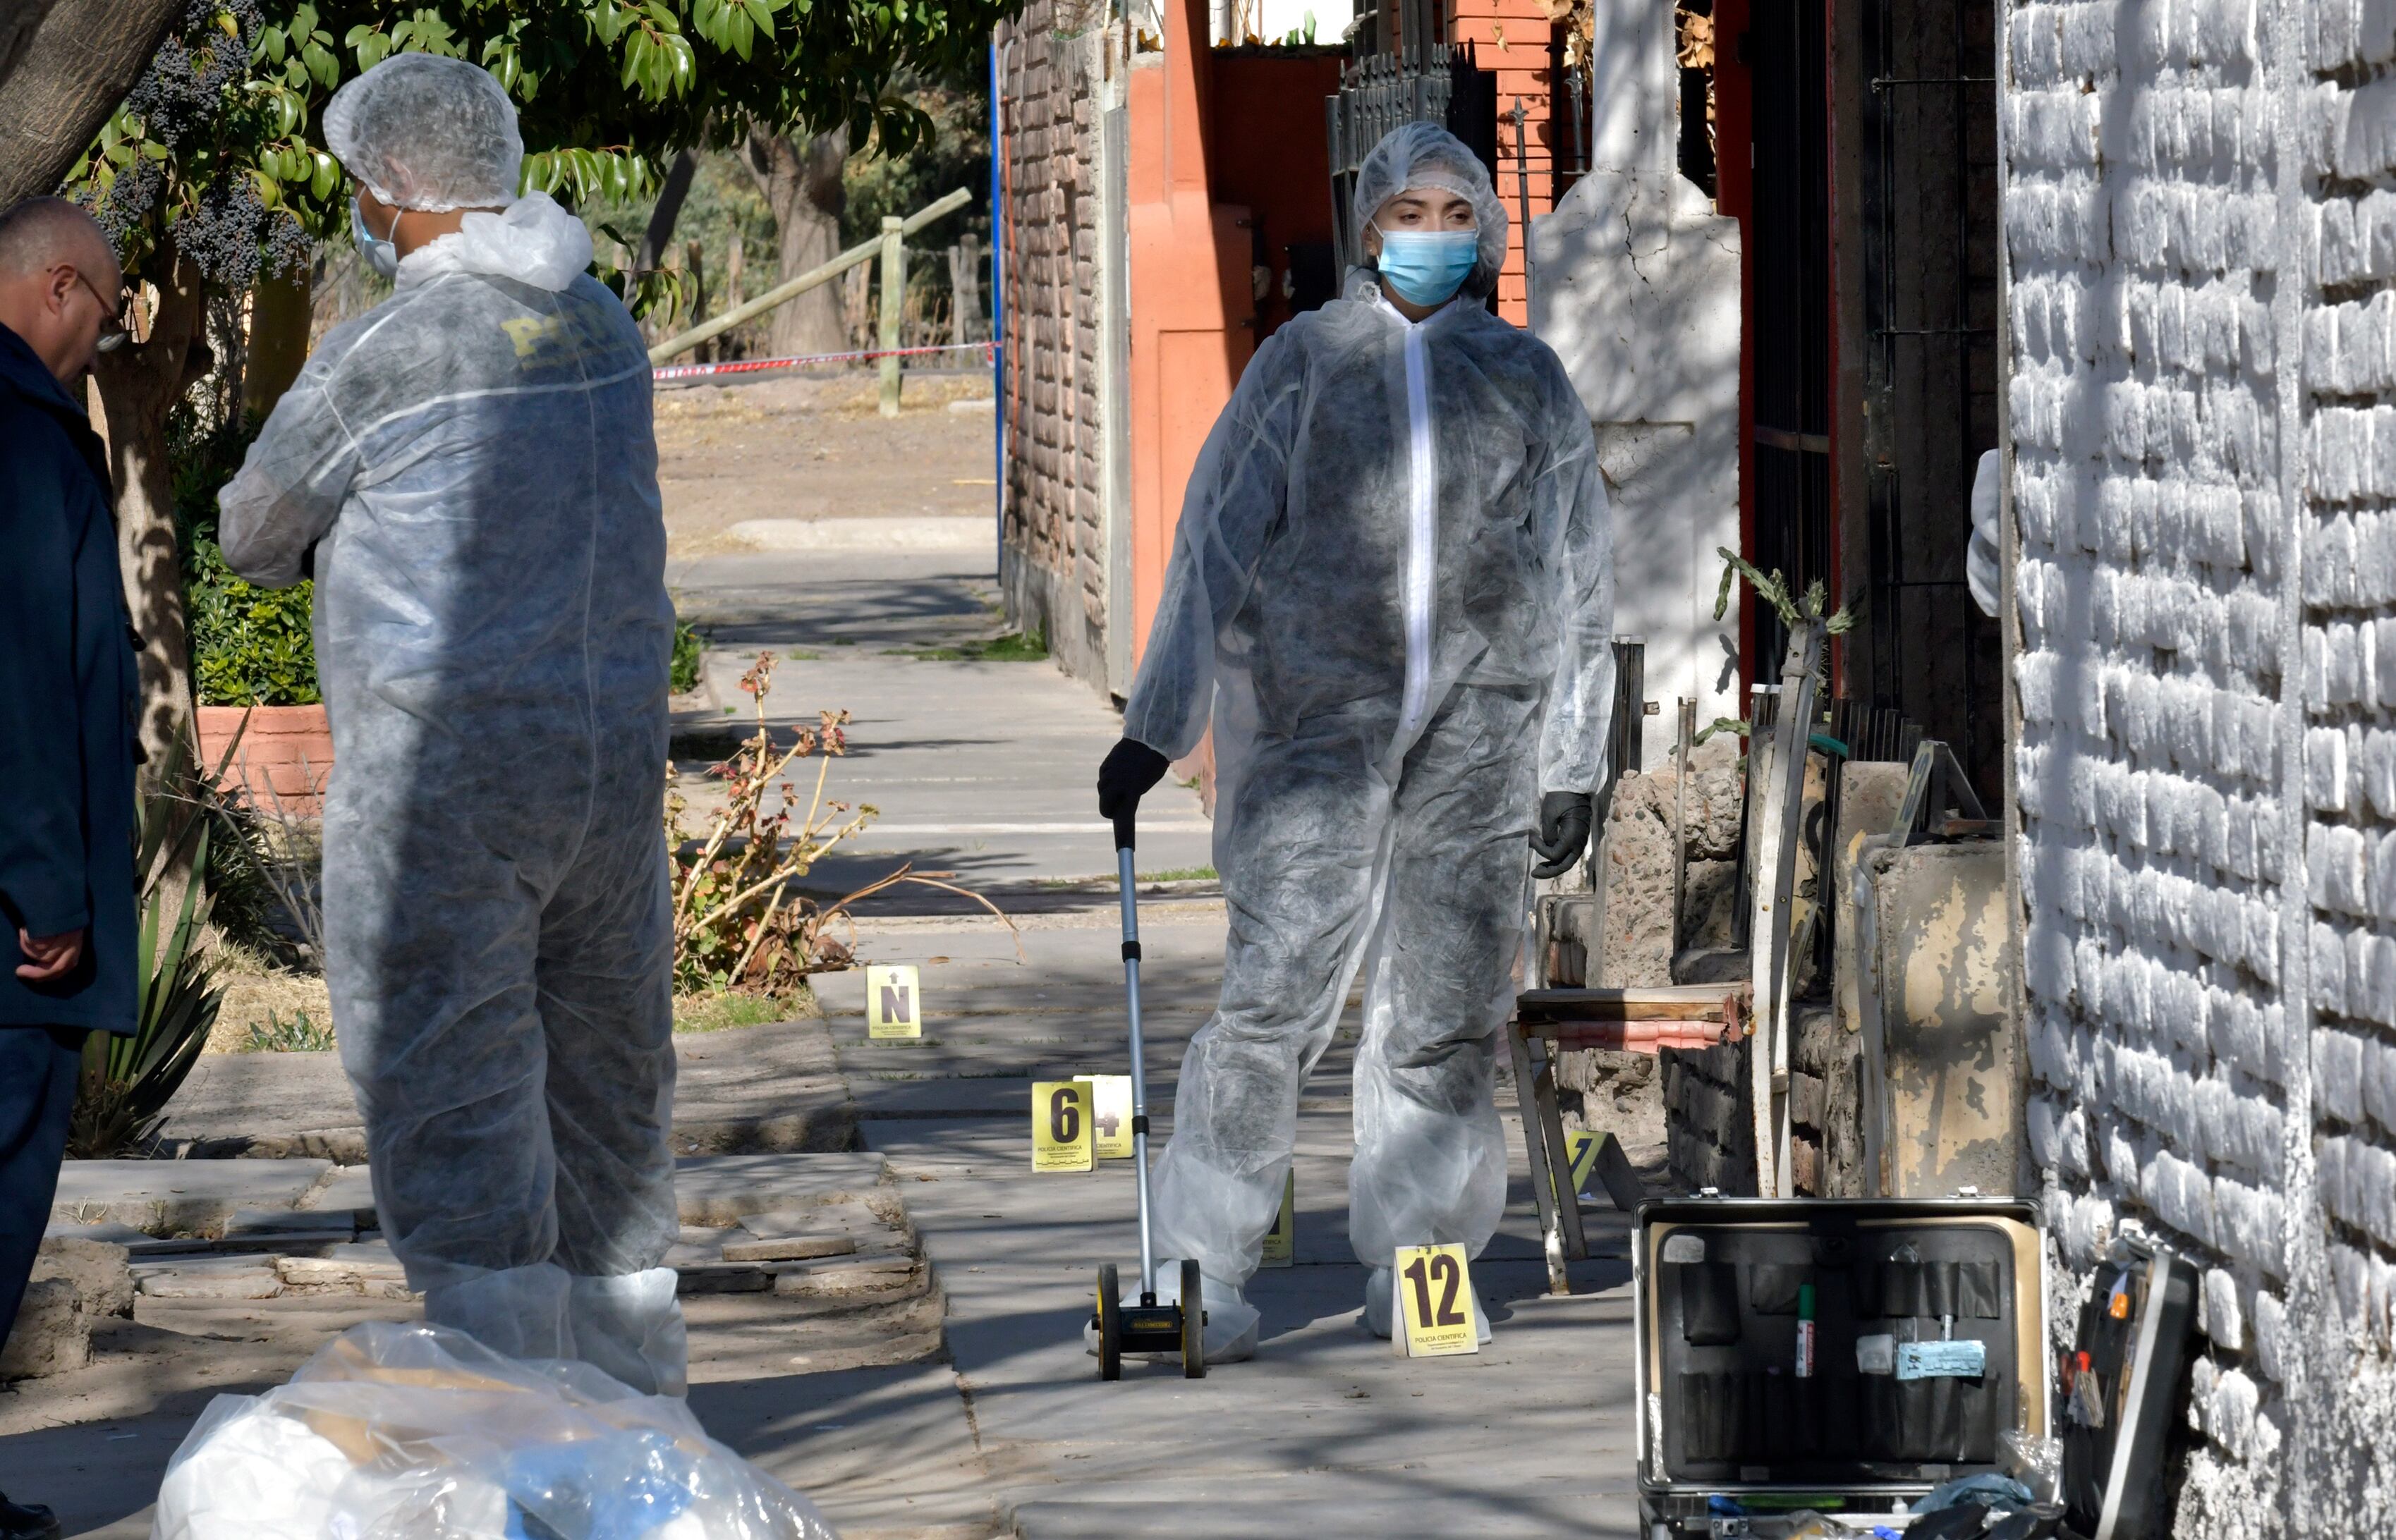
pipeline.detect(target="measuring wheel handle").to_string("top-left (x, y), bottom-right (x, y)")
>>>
top-left (1180, 1257), bottom-right (1206, 1379)
top-left (1095, 1262), bottom-right (1123, 1381)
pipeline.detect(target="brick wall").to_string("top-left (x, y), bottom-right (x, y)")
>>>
top-left (2005, 0), bottom-right (2396, 1525)
top-left (997, 7), bottom-right (1112, 690)
top-left (1447, 0), bottom-right (1561, 325)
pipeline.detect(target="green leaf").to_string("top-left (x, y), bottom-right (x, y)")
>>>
top-left (311, 150), bottom-right (337, 200)
top-left (260, 25), bottom-right (286, 63)
top-left (303, 39), bottom-right (339, 89)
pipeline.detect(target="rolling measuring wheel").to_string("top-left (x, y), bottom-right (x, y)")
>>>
top-left (1095, 1263), bottom-right (1123, 1381)
top-left (1180, 1257), bottom-right (1206, 1379)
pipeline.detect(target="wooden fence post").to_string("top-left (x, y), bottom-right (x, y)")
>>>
top-left (878, 215), bottom-right (905, 416)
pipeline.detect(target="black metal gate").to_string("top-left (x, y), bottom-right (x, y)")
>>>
top-left (1325, 0), bottom-right (1495, 272)
top-left (1858, 0), bottom-right (2000, 791)
top-left (1746, 0), bottom-right (1834, 679)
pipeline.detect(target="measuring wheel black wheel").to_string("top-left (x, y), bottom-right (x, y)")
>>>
top-left (1180, 1257), bottom-right (1206, 1379)
top-left (1095, 1263), bottom-right (1122, 1381)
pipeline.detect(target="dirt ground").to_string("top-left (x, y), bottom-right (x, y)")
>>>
top-left (655, 369), bottom-right (996, 557)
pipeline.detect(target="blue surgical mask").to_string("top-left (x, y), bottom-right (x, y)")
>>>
top-left (350, 194), bottom-right (400, 279)
top-left (1373, 226), bottom-right (1479, 307)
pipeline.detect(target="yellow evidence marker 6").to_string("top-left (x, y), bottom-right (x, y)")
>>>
top-left (1392, 1241), bottom-right (1480, 1357)
top-left (1074, 1074), bottom-right (1133, 1159)
top-left (865, 964), bottom-right (923, 1040)
top-left (1031, 1080), bottom-right (1093, 1173)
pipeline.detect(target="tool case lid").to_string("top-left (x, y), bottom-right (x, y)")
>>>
top-left (1633, 1194), bottom-right (2050, 1518)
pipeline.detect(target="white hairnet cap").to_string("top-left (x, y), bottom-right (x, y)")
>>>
top-left (324, 54), bottom-right (524, 212)
top-left (1352, 122), bottom-right (1508, 295)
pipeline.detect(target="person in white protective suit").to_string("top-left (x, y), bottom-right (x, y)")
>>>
top-left (1092, 122), bottom-right (1616, 1362)
top-left (217, 54), bottom-right (686, 1394)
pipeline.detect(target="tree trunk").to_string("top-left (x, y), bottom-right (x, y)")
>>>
top-left (740, 126), bottom-right (848, 358)
top-left (92, 248), bottom-right (207, 794)
top-left (0, 0), bottom-right (186, 204)
top-left (241, 266), bottom-right (312, 422)
top-left (634, 147), bottom-right (700, 276)
top-left (0, 0), bottom-right (66, 94)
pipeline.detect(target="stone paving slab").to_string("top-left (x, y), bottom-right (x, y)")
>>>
top-left (51, 1160), bottom-right (331, 1234)
top-left (674, 1151), bottom-right (892, 1226)
top-left (155, 1018), bottom-right (856, 1163)
top-left (293, 1163), bottom-right (378, 1220)
top-left (693, 1360), bottom-right (998, 1538)
top-left (859, 1111), bottom-right (1646, 1535)
top-left (1010, 1491), bottom-right (1642, 1538)
top-left (818, 919), bottom-right (1229, 1021)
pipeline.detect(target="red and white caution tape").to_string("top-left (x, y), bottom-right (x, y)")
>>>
top-left (652, 340), bottom-right (997, 383)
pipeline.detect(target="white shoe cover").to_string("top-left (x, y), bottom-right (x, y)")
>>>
top-left (1363, 1264), bottom-right (1493, 1344)
top-left (1083, 1264), bottom-right (1260, 1364)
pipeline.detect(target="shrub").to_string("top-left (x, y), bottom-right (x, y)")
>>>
top-left (174, 414), bottom-right (321, 707)
top-left (672, 618), bottom-right (704, 695)
top-left (667, 652), bottom-right (1014, 994)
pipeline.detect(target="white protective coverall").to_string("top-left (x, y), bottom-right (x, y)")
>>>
top-left (1123, 123), bottom-right (1617, 1339)
top-left (218, 56), bottom-right (684, 1395)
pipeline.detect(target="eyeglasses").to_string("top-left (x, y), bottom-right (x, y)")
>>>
top-left (72, 269), bottom-right (133, 353)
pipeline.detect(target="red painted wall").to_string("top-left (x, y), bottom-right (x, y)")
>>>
top-left (1207, 50), bottom-right (1346, 338)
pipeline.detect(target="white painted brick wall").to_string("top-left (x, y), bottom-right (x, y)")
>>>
top-left (2005, 0), bottom-right (2396, 1526)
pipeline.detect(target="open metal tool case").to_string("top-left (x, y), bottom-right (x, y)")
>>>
top-left (1635, 1195), bottom-right (2050, 1536)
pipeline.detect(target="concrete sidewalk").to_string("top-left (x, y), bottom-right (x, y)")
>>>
top-left (791, 899), bottom-right (1646, 1540)
top-left (669, 544), bottom-right (1216, 897)
top-left (13, 534), bottom-right (1650, 1539)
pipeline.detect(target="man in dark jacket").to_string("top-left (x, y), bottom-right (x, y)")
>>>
top-left (0, 196), bottom-right (135, 1540)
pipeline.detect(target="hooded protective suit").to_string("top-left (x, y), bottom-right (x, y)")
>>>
top-left (218, 56), bottom-right (684, 1395)
top-left (1124, 124), bottom-right (1616, 1328)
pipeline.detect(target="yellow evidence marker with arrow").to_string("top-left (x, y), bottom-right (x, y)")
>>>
top-left (865, 964), bottom-right (923, 1039)
top-left (1074, 1074), bottom-right (1134, 1159)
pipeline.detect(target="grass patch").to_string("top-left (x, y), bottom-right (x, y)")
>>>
top-left (889, 627), bottom-right (1047, 663)
top-left (671, 618), bottom-right (704, 695)
top-left (238, 1008), bottom-right (335, 1052)
top-left (673, 987), bottom-right (815, 1034)
top-left (1035, 864), bottom-right (1218, 890)
top-left (209, 939), bottom-right (334, 1054)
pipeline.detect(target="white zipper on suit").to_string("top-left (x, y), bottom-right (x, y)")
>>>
top-left (1398, 319), bottom-right (1435, 737)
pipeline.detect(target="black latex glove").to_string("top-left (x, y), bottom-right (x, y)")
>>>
top-left (1528, 790), bottom-right (1595, 880)
top-left (1097, 738), bottom-right (1171, 825)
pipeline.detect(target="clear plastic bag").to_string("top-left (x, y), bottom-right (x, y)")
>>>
top-left (151, 1322), bottom-right (837, 1540)
top-left (2000, 1428), bottom-right (2064, 1504)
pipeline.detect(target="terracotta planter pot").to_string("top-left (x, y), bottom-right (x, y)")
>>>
top-left (196, 704), bottom-right (334, 817)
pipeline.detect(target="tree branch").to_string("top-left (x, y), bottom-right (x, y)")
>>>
top-left (0, 0), bottom-right (184, 205)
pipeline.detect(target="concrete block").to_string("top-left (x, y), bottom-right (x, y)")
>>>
top-left (277, 1241), bottom-right (411, 1297)
top-left (674, 1152), bottom-right (892, 1226)
top-left (0, 1278), bottom-right (87, 1379)
top-left (134, 1257), bottom-right (283, 1300)
top-left (50, 1158), bottom-right (332, 1235)
top-left (32, 1236), bottom-right (132, 1319)
top-left (295, 1163), bottom-right (379, 1223)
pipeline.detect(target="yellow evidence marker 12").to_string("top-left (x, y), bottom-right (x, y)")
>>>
top-left (1074, 1074), bottom-right (1133, 1159)
top-left (1258, 1168), bottom-right (1296, 1268)
top-left (865, 964), bottom-right (923, 1039)
top-left (1392, 1241), bottom-right (1480, 1357)
top-left (1031, 1080), bottom-right (1094, 1173)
